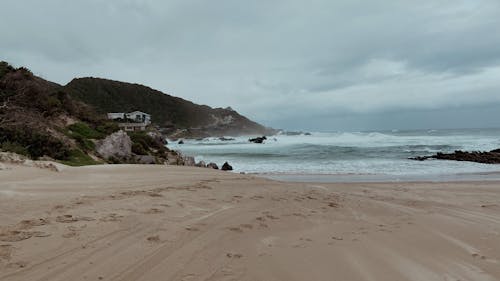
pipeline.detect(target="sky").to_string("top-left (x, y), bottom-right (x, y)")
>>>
top-left (2, 0), bottom-right (500, 131)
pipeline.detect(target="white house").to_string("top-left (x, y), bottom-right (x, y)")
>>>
top-left (107, 111), bottom-right (152, 132)
top-left (107, 112), bottom-right (125, 120)
top-left (125, 111), bottom-right (151, 125)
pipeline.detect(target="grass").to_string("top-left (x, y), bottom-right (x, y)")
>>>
top-left (66, 122), bottom-right (104, 139)
top-left (60, 149), bottom-right (101, 166)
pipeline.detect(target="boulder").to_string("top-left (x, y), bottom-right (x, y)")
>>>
top-left (183, 156), bottom-right (196, 166)
top-left (135, 155), bottom-right (156, 164)
top-left (96, 130), bottom-right (132, 159)
top-left (195, 160), bottom-right (207, 168)
top-left (178, 140), bottom-right (184, 144)
top-left (249, 136), bottom-right (267, 144)
top-left (221, 162), bottom-right (233, 171)
top-left (207, 162), bottom-right (219, 169)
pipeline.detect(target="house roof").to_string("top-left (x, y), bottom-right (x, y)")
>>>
top-left (127, 111), bottom-right (150, 116)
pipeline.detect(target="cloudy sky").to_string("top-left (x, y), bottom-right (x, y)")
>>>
top-left (2, 0), bottom-right (500, 131)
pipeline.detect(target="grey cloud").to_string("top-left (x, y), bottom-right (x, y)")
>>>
top-left (1, 0), bottom-right (500, 131)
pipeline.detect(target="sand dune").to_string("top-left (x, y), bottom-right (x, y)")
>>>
top-left (1, 164), bottom-right (500, 281)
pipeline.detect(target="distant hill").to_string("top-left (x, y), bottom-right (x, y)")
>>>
top-left (64, 77), bottom-right (273, 137)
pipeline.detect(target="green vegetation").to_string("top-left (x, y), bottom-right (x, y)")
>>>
top-left (0, 61), bottom-right (15, 78)
top-left (0, 127), bottom-right (71, 160)
top-left (60, 149), bottom-right (100, 166)
top-left (129, 131), bottom-right (166, 156)
top-left (67, 122), bottom-right (104, 139)
top-left (0, 141), bottom-right (29, 156)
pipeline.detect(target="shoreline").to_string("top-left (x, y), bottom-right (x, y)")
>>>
top-left (257, 170), bottom-right (500, 183)
top-left (1, 163), bottom-right (500, 280)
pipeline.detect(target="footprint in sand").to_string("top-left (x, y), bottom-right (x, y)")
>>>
top-left (99, 213), bottom-right (124, 222)
top-left (17, 218), bottom-right (49, 229)
top-left (143, 208), bottom-right (164, 214)
top-left (146, 235), bottom-right (161, 243)
top-left (56, 215), bottom-right (95, 223)
top-left (0, 244), bottom-right (14, 260)
top-left (185, 227), bottom-right (200, 231)
top-left (228, 226), bottom-right (243, 233)
top-left (6, 261), bottom-right (28, 268)
top-left (62, 231), bottom-right (78, 238)
top-left (0, 230), bottom-right (34, 242)
top-left (226, 253), bottom-right (243, 259)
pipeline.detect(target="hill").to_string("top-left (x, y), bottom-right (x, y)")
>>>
top-left (64, 77), bottom-right (273, 138)
top-left (0, 62), bottom-right (182, 165)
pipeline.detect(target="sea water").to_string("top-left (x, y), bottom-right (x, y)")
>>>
top-left (168, 128), bottom-right (500, 181)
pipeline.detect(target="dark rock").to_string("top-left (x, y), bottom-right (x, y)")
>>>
top-left (304, 132), bottom-right (312, 136)
top-left (221, 162), bottom-right (233, 171)
top-left (195, 160), bottom-right (206, 168)
top-left (207, 162), bottom-right (219, 169)
top-left (178, 140), bottom-right (184, 144)
top-left (249, 136), bottom-right (267, 144)
top-left (410, 149), bottom-right (500, 164)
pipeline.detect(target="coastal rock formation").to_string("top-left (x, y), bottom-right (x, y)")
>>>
top-left (207, 162), bottom-right (219, 169)
top-left (96, 130), bottom-right (132, 159)
top-left (410, 149), bottom-right (500, 164)
top-left (195, 160), bottom-right (207, 168)
top-left (135, 155), bottom-right (156, 164)
top-left (221, 162), bottom-right (233, 171)
top-left (249, 136), bottom-right (267, 144)
top-left (183, 156), bottom-right (196, 166)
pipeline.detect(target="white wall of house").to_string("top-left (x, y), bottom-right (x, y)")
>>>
top-left (125, 111), bottom-right (151, 124)
top-left (107, 113), bottom-right (125, 120)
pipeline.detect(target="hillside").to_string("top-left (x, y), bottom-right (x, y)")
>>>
top-left (0, 62), bottom-right (182, 165)
top-left (64, 77), bottom-right (273, 137)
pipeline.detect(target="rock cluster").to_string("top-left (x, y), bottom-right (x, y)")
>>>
top-left (410, 149), bottom-right (500, 164)
top-left (249, 136), bottom-right (267, 144)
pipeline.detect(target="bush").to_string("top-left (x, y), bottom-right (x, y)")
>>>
top-left (0, 141), bottom-right (29, 156)
top-left (67, 122), bottom-right (104, 139)
top-left (132, 143), bottom-right (148, 155)
top-left (60, 149), bottom-right (100, 166)
top-left (0, 126), bottom-right (71, 159)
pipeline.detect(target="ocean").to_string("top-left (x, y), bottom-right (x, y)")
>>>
top-left (168, 128), bottom-right (500, 182)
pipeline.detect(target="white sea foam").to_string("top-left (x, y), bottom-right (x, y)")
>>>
top-left (169, 129), bottom-right (500, 176)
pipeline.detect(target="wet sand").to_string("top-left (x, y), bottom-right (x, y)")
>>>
top-left (1, 163), bottom-right (500, 281)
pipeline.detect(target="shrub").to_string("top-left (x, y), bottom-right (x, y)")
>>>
top-left (67, 122), bottom-right (103, 139)
top-left (132, 143), bottom-right (148, 155)
top-left (0, 141), bottom-right (29, 156)
top-left (0, 126), bottom-right (71, 159)
top-left (60, 149), bottom-right (99, 166)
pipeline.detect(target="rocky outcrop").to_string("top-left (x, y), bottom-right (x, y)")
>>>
top-left (96, 130), bottom-right (132, 159)
top-left (135, 155), bottom-right (156, 164)
top-left (249, 136), bottom-right (267, 144)
top-left (183, 156), bottom-right (196, 166)
top-left (221, 162), bottom-right (233, 171)
top-left (195, 160), bottom-right (207, 168)
top-left (207, 162), bottom-right (219, 169)
top-left (410, 149), bottom-right (500, 164)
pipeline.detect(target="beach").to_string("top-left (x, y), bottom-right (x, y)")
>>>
top-left (1, 163), bottom-right (500, 281)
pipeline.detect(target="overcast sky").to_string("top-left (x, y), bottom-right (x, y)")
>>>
top-left (2, 0), bottom-right (500, 131)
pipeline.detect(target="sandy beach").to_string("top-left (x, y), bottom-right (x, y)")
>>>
top-left (1, 163), bottom-right (500, 281)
